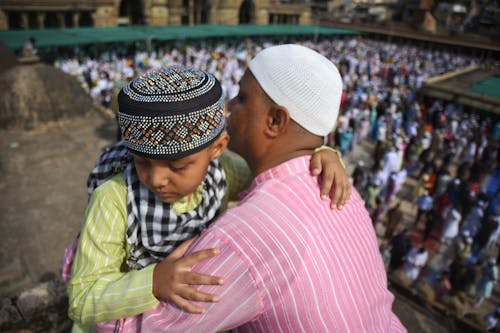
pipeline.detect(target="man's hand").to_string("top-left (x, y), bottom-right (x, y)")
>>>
top-left (152, 238), bottom-right (224, 314)
top-left (310, 147), bottom-right (351, 209)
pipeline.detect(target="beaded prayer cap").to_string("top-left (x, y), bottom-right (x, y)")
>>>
top-left (118, 66), bottom-right (225, 160)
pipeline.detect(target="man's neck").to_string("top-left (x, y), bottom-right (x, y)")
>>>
top-left (250, 145), bottom-right (318, 178)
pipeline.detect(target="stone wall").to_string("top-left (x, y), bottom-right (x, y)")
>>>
top-left (0, 0), bottom-right (312, 29)
top-left (0, 276), bottom-right (71, 333)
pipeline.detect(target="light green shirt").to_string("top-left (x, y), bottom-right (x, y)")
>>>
top-left (68, 151), bottom-right (250, 330)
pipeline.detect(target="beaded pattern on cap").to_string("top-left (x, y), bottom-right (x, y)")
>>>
top-left (118, 97), bottom-right (225, 157)
top-left (123, 67), bottom-right (215, 103)
top-left (118, 66), bottom-right (225, 159)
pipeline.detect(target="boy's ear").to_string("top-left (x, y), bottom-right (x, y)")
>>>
top-left (209, 133), bottom-right (229, 160)
top-left (264, 105), bottom-right (290, 138)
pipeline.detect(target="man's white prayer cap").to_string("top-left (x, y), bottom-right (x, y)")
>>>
top-left (249, 44), bottom-right (343, 136)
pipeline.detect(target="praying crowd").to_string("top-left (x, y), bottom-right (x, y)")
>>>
top-left (54, 36), bottom-right (500, 331)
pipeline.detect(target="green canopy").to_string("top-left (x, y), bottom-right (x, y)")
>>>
top-left (470, 76), bottom-right (500, 100)
top-left (0, 24), bottom-right (359, 50)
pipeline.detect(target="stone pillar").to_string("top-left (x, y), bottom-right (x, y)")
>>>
top-left (73, 12), bottom-right (80, 28)
top-left (168, 0), bottom-right (184, 25)
top-left (210, 0), bottom-right (219, 24)
top-left (37, 12), bottom-right (46, 29)
top-left (216, 0), bottom-right (239, 24)
top-left (298, 10), bottom-right (311, 24)
top-left (255, 8), bottom-right (269, 24)
top-left (149, 6), bottom-right (169, 25)
top-left (56, 12), bottom-right (65, 28)
top-left (94, 6), bottom-right (117, 27)
top-left (194, 2), bottom-right (201, 24)
top-left (189, 0), bottom-right (194, 25)
top-left (0, 10), bottom-right (8, 30)
top-left (21, 12), bottom-right (29, 29)
top-left (148, 0), bottom-right (169, 26)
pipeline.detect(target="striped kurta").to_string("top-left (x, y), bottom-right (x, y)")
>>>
top-left (99, 155), bottom-right (406, 333)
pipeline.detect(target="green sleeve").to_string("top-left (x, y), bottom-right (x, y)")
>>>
top-left (67, 174), bottom-right (159, 324)
top-left (219, 150), bottom-right (252, 203)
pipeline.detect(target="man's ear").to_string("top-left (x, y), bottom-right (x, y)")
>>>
top-left (265, 105), bottom-right (290, 138)
top-left (209, 133), bottom-right (229, 160)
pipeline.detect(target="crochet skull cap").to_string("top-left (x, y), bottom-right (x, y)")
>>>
top-left (117, 66), bottom-right (225, 160)
top-left (248, 44), bottom-right (343, 136)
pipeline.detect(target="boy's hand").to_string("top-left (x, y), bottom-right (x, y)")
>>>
top-left (310, 147), bottom-right (351, 209)
top-left (152, 238), bottom-right (224, 314)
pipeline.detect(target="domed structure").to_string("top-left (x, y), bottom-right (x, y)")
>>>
top-left (0, 63), bottom-right (97, 129)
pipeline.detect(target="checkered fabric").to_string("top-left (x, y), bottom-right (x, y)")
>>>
top-left (86, 141), bottom-right (227, 270)
top-left (87, 141), bottom-right (131, 199)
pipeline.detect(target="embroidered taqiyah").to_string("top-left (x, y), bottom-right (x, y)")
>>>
top-left (118, 66), bottom-right (225, 160)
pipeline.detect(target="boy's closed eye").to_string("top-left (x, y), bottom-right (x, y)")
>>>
top-left (169, 163), bottom-right (188, 172)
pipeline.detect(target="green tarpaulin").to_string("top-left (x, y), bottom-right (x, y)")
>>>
top-left (0, 24), bottom-right (359, 50)
top-left (470, 76), bottom-right (500, 99)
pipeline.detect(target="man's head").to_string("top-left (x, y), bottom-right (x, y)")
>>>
top-left (118, 66), bottom-right (228, 202)
top-left (227, 44), bottom-right (343, 174)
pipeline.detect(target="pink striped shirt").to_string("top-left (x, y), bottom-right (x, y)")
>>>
top-left (99, 155), bottom-right (406, 333)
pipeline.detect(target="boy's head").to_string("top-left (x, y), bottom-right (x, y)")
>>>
top-left (118, 66), bottom-right (228, 203)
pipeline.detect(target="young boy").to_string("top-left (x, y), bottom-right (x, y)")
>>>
top-left (66, 66), bottom-right (349, 332)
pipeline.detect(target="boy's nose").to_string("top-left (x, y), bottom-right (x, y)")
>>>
top-left (149, 167), bottom-right (170, 189)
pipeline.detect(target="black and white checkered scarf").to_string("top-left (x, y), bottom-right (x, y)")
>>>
top-left (87, 141), bottom-right (227, 270)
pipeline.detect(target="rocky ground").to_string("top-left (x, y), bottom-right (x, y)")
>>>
top-left (0, 111), bottom-right (115, 332)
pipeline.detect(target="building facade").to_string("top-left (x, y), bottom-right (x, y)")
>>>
top-left (0, 0), bottom-right (312, 30)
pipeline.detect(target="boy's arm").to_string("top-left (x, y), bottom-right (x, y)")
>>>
top-left (310, 146), bottom-right (351, 209)
top-left (112, 231), bottom-right (262, 333)
top-left (67, 179), bottom-right (159, 324)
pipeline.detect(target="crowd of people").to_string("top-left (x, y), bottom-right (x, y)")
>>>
top-left (54, 36), bottom-right (500, 331)
top-left (329, 39), bottom-right (500, 329)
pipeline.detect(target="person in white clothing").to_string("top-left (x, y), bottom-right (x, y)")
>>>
top-left (441, 204), bottom-right (463, 243)
top-left (403, 246), bottom-right (429, 282)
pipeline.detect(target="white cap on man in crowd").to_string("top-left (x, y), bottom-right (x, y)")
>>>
top-left (248, 44), bottom-right (343, 136)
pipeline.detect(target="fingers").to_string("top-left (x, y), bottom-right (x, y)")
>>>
top-left (319, 163), bottom-right (335, 201)
top-left (342, 182), bottom-right (352, 208)
top-left (182, 248), bottom-right (220, 267)
top-left (184, 271), bottom-right (224, 286)
top-left (322, 182), bottom-right (333, 203)
top-left (169, 237), bottom-right (198, 260)
top-left (332, 174), bottom-right (351, 210)
top-left (170, 294), bottom-right (207, 314)
top-left (310, 153), bottom-right (322, 176)
top-left (178, 285), bottom-right (221, 303)
top-left (330, 175), bottom-right (342, 210)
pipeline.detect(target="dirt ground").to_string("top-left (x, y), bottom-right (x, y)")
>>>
top-left (0, 111), bottom-right (116, 294)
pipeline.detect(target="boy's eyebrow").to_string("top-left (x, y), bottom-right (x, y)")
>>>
top-left (169, 156), bottom-right (195, 164)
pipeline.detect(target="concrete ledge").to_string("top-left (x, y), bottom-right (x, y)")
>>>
top-left (388, 276), bottom-right (486, 333)
top-left (0, 276), bottom-right (70, 333)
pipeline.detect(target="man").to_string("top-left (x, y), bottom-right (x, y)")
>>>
top-left (106, 44), bottom-right (405, 332)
